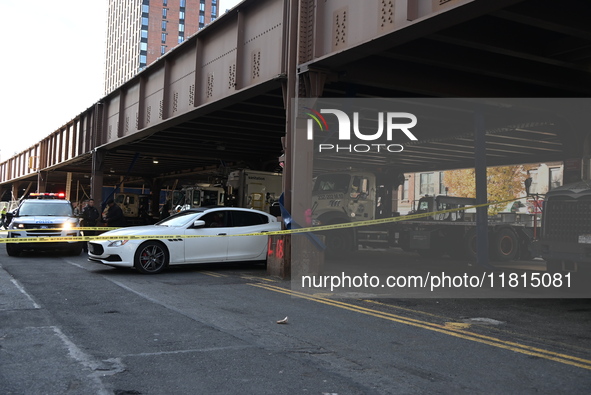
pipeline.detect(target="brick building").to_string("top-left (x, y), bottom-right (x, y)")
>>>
top-left (105, 0), bottom-right (218, 94)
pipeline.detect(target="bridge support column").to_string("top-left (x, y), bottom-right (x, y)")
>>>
top-left (474, 110), bottom-right (491, 270)
top-left (37, 171), bottom-right (48, 193)
top-left (91, 149), bottom-right (105, 208)
top-left (11, 183), bottom-right (21, 201)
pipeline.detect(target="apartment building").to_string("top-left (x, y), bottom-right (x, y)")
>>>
top-left (104, 0), bottom-right (218, 94)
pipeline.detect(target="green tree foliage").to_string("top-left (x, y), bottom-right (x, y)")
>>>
top-left (444, 166), bottom-right (527, 215)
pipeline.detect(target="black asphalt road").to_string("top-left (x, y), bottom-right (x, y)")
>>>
top-left (1, 247), bottom-right (590, 394)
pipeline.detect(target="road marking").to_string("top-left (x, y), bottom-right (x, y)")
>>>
top-left (8, 278), bottom-right (41, 309)
top-left (445, 322), bottom-right (472, 330)
top-left (51, 326), bottom-right (124, 395)
top-left (240, 275), bottom-right (277, 282)
top-left (200, 271), bottom-right (227, 277)
top-left (249, 283), bottom-right (591, 371)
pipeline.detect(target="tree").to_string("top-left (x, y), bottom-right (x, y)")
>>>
top-left (444, 165), bottom-right (528, 215)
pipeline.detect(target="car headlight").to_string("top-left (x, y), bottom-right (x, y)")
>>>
top-left (16, 223), bottom-right (25, 229)
top-left (62, 222), bottom-right (73, 230)
top-left (108, 240), bottom-right (129, 247)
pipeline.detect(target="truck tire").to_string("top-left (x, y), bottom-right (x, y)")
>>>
top-left (463, 229), bottom-right (478, 260)
top-left (492, 228), bottom-right (519, 262)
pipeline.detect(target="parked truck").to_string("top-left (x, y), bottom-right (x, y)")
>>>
top-left (311, 171), bottom-right (540, 260)
top-left (114, 192), bottom-right (156, 226)
top-left (540, 180), bottom-right (591, 273)
top-left (174, 184), bottom-right (225, 211)
top-left (227, 170), bottom-right (282, 215)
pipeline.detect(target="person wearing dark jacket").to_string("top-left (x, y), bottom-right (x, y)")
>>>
top-left (104, 199), bottom-right (127, 227)
top-left (82, 199), bottom-right (100, 227)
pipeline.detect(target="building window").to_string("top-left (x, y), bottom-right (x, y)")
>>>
top-left (528, 170), bottom-right (538, 194)
top-left (161, 33), bottom-right (167, 43)
top-left (140, 55), bottom-right (147, 64)
top-left (212, 5), bottom-right (217, 15)
top-left (142, 4), bottom-right (149, 13)
top-left (401, 178), bottom-right (409, 200)
top-left (200, 3), bottom-right (205, 11)
top-left (140, 42), bottom-right (147, 51)
top-left (161, 45), bottom-right (166, 55)
top-left (179, 11), bottom-right (185, 19)
top-left (142, 17), bottom-right (149, 26)
top-left (162, 20), bottom-right (167, 30)
top-left (163, 0), bottom-right (168, 5)
top-left (549, 167), bottom-right (562, 190)
top-left (420, 173), bottom-right (435, 196)
top-left (199, 15), bottom-right (205, 24)
top-left (162, 8), bottom-right (167, 18)
top-left (180, 0), bottom-right (186, 6)
top-left (179, 24), bottom-right (184, 32)
top-left (178, 36), bottom-right (184, 44)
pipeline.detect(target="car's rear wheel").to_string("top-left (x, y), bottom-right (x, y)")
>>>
top-left (134, 241), bottom-right (169, 274)
top-left (6, 243), bottom-right (21, 257)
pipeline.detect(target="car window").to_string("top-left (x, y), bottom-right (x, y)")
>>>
top-left (19, 202), bottom-right (73, 216)
top-left (157, 211), bottom-right (200, 227)
top-left (229, 211), bottom-right (268, 227)
top-left (200, 211), bottom-right (227, 227)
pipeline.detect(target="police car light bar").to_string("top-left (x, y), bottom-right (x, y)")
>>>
top-left (30, 192), bottom-right (66, 198)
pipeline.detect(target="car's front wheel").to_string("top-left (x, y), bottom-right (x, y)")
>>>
top-left (6, 243), bottom-right (21, 257)
top-left (134, 241), bottom-right (169, 274)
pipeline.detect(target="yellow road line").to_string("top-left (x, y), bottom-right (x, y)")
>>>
top-left (363, 299), bottom-right (451, 321)
top-left (249, 283), bottom-right (591, 371)
top-left (241, 276), bottom-right (278, 283)
top-left (365, 298), bottom-right (591, 355)
top-left (200, 271), bottom-right (226, 278)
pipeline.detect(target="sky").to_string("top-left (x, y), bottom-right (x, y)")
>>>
top-left (0, 0), bottom-right (243, 162)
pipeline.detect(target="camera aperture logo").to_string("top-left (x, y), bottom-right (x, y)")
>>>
top-left (304, 107), bottom-right (418, 153)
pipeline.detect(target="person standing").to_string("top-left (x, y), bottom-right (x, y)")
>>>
top-left (81, 199), bottom-right (101, 252)
top-left (104, 199), bottom-right (127, 227)
top-left (82, 199), bottom-right (100, 227)
top-left (0, 205), bottom-right (7, 229)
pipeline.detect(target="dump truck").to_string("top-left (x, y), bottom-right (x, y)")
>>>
top-left (227, 170), bottom-right (282, 215)
top-left (311, 171), bottom-right (540, 260)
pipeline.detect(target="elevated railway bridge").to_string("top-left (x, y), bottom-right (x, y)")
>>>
top-left (1, 0), bottom-right (591, 270)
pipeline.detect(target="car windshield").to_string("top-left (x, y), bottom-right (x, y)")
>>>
top-left (19, 202), bottom-right (73, 216)
top-left (156, 211), bottom-right (202, 227)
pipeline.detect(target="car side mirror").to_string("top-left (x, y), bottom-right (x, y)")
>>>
top-left (192, 220), bottom-right (206, 228)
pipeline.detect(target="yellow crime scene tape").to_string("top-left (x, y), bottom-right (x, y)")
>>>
top-left (0, 197), bottom-right (528, 244)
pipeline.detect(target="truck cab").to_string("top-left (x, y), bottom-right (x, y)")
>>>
top-left (411, 195), bottom-right (476, 221)
top-left (178, 185), bottom-right (225, 211)
top-left (115, 193), bottom-right (154, 225)
top-left (311, 172), bottom-right (376, 226)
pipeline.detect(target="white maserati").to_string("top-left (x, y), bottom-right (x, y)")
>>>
top-left (88, 207), bottom-right (281, 274)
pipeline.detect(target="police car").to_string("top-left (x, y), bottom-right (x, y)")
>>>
top-left (5, 193), bottom-right (83, 256)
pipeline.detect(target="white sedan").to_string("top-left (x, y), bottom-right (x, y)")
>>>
top-left (88, 207), bottom-right (281, 274)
